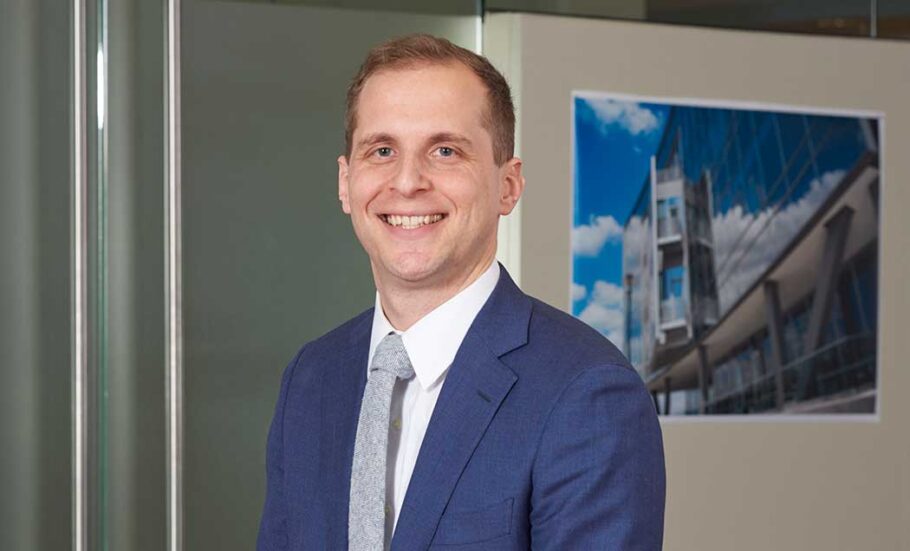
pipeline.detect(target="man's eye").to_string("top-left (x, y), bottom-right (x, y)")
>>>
top-left (374, 147), bottom-right (393, 157)
top-left (437, 147), bottom-right (455, 158)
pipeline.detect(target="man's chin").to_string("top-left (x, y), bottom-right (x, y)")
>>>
top-left (379, 257), bottom-right (445, 286)
top-left (389, 265), bottom-right (440, 284)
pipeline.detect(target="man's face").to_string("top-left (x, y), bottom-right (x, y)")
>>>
top-left (338, 62), bottom-right (523, 291)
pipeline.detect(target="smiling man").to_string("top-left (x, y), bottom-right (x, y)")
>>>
top-left (258, 35), bottom-right (665, 551)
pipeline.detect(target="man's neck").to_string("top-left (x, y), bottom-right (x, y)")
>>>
top-left (375, 257), bottom-right (495, 331)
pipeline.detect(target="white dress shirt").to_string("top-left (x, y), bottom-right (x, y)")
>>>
top-left (367, 261), bottom-right (500, 546)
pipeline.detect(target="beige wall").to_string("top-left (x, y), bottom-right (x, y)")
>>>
top-left (486, 13), bottom-right (909, 550)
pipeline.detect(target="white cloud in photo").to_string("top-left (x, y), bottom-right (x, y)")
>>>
top-left (572, 215), bottom-right (623, 257)
top-left (571, 282), bottom-right (587, 302)
top-left (582, 98), bottom-right (661, 136)
top-left (592, 279), bottom-right (624, 306)
top-left (579, 280), bottom-right (625, 346)
top-left (712, 169), bottom-right (845, 312)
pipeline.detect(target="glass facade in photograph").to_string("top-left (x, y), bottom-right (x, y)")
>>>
top-left (648, 106), bottom-right (878, 415)
top-left (656, 107), bottom-right (876, 314)
top-left (573, 93), bottom-right (880, 416)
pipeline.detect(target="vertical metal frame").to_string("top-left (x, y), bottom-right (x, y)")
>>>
top-left (95, 1), bottom-right (110, 543)
top-left (870, 0), bottom-right (878, 37)
top-left (72, 0), bottom-right (89, 548)
top-left (165, 0), bottom-right (184, 550)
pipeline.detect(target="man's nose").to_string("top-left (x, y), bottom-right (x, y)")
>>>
top-left (390, 155), bottom-right (431, 196)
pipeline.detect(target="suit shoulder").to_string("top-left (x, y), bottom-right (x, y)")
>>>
top-left (525, 296), bottom-right (633, 372)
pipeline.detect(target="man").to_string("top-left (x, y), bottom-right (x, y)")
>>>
top-left (258, 34), bottom-right (665, 550)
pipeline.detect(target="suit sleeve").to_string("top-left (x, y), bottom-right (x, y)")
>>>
top-left (530, 364), bottom-right (666, 550)
top-left (257, 347), bottom-right (304, 551)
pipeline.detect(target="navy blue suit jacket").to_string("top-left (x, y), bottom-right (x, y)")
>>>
top-left (258, 268), bottom-right (665, 550)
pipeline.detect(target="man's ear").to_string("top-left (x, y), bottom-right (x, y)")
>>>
top-left (498, 157), bottom-right (525, 216)
top-left (338, 155), bottom-right (352, 214)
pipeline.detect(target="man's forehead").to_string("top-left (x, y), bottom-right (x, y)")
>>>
top-left (365, 59), bottom-right (478, 85)
top-left (353, 65), bottom-right (489, 137)
top-left (359, 62), bottom-right (486, 107)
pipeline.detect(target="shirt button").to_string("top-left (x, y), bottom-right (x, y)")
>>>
top-left (385, 505), bottom-right (391, 516)
top-left (392, 418), bottom-right (401, 430)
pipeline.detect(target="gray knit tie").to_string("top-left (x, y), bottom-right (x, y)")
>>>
top-left (349, 332), bottom-right (414, 551)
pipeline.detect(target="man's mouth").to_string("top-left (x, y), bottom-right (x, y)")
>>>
top-left (380, 213), bottom-right (447, 230)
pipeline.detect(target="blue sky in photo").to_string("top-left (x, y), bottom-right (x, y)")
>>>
top-left (571, 94), bottom-right (668, 346)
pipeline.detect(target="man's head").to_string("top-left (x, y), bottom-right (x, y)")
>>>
top-left (337, 34), bottom-right (524, 297)
top-left (344, 34), bottom-right (515, 166)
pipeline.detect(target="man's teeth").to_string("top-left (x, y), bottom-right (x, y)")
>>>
top-left (384, 214), bottom-right (444, 229)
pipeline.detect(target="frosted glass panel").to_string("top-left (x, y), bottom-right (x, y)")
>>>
top-left (0, 1), bottom-right (73, 549)
top-left (181, 2), bottom-right (478, 547)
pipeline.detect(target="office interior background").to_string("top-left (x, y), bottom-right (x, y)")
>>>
top-left (2, 1), bottom-right (908, 550)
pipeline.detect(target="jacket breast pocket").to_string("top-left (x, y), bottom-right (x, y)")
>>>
top-left (432, 497), bottom-right (513, 546)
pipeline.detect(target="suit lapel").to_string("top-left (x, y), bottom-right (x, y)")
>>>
top-left (391, 268), bottom-right (531, 549)
top-left (319, 311), bottom-right (371, 548)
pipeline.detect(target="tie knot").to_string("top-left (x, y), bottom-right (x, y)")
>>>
top-left (370, 332), bottom-right (414, 380)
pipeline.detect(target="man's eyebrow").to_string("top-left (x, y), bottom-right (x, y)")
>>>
top-left (355, 132), bottom-right (473, 151)
top-left (427, 132), bottom-right (472, 147)
top-left (355, 133), bottom-right (396, 150)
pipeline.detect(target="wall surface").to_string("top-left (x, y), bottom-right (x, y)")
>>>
top-left (486, 12), bottom-right (910, 550)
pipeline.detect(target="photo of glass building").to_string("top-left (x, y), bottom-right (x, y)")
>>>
top-left (572, 94), bottom-right (880, 416)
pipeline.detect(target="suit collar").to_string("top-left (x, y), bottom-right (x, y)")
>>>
top-left (369, 261), bottom-right (502, 391)
top-left (471, 264), bottom-right (531, 358)
top-left (341, 262), bottom-right (529, 372)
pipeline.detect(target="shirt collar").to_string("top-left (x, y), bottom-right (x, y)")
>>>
top-left (368, 262), bottom-right (501, 391)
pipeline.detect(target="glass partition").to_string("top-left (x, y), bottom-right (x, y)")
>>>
top-left (646, 0), bottom-right (873, 36)
top-left (879, 0), bottom-right (910, 38)
top-left (1, 1), bottom-right (74, 548)
top-left (180, 1), bottom-right (477, 547)
top-left (489, 0), bottom-right (910, 39)
top-left (105, 0), bottom-right (168, 549)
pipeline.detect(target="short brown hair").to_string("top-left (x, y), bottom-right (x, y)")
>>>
top-left (345, 34), bottom-right (515, 166)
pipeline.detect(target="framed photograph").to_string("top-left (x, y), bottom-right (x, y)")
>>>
top-left (571, 91), bottom-right (881, 417)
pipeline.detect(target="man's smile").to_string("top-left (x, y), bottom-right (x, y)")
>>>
top-left (379, 213), bottom-right (447, 230)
